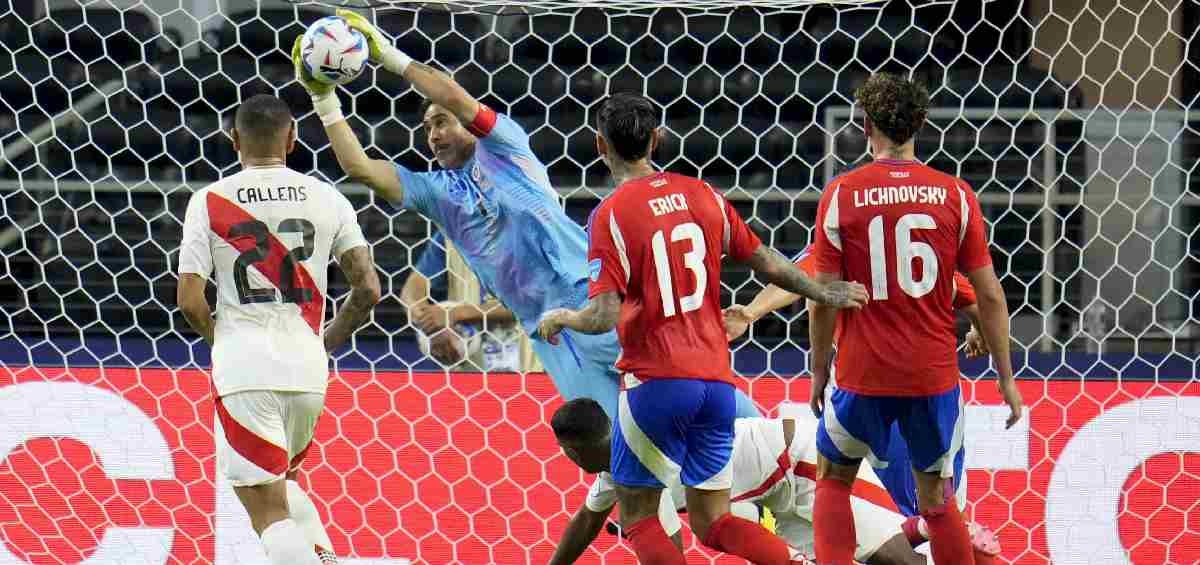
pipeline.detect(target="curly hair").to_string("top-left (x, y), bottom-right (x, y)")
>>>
top-left (854, 72), bottom-right (930, 146)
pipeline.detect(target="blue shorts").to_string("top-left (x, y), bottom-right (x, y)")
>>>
top-left (532, 330), bottom-right (761, 421)
top-left (873, 423), bottom-right (967, 516)
top-left (611, 378), bottom-right (736, 490)
top-left (816, 385), bottom-right (964, 480)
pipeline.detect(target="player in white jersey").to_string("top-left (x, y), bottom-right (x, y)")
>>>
top-left (550, 398), bottom-right (966, 565)
top-left (177, 94), bottom-right (381, 565)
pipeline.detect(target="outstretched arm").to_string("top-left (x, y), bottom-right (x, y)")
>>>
top-left (742, 246), bottom-right (868, 309)
top-left (339, 10), bottom-right (481, 127)
top-left (723, 284), bottom-right (804, 341)
top-left (291, 37), bottom-right (405, 203)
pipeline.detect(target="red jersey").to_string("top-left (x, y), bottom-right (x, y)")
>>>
top-left (588, 172), bottom-right (762, 384)
top-left (793, 245), bottom-right (977, 343)
top-left (811, 160), bottom-right (992, 396)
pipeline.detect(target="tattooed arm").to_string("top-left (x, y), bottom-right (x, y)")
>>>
top-left (741, 246), bottom-right (867, 309)
top-left (537, 292), bottom-right (621, 345)
top-left (324, 246), bottom-right (382, 353)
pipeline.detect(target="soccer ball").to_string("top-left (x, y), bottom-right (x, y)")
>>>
top-left (300, 16), bottom-right (368, 86)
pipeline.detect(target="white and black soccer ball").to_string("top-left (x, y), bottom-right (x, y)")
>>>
top-left (300, 16), bottom-right (369, 86)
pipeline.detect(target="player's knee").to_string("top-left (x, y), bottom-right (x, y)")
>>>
top-left (817, 454), bottom-right (859, 484)
top-left (234, 481), bottom-right (291, 534)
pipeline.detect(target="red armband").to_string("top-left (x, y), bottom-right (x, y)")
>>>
top-left (466, 104), bottom-right (498, 138)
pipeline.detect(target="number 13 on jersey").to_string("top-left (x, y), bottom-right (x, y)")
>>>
top-left (651, 222), bottom-right (708, 317)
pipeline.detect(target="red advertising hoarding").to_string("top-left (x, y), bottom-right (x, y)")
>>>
top-left (0, 366), bottom-right (1196, 564)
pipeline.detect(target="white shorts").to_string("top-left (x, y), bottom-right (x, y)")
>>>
top-left (216, 390), bottom-right (324, 487)
top-left (775, 484), bottom-right (907, 562)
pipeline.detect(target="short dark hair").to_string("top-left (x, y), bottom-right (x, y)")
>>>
top-left (551, 398), bottom-right (610, 444)
top-left (596, 93), bottom-right (659, 161)
top-left (235, 94), bottom-right (292, 150)
top-left (854, 72), bottom-right (930, 145)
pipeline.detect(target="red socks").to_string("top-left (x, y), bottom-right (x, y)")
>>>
top-left (625, 516), bottom-right (686, 565)
top-left (813, 478), bottom-right (856, 565)
top-left (922, 500), bottom-right (975, 565)
top-left (702, 513), bottom-right (792, 565)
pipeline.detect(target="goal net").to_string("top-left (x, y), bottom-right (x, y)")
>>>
top-left (0, 1), bottom-right (1196, 563)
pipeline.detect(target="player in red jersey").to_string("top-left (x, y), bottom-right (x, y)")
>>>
top-left (724, 247), bottom-right (1002, 563)
top-left (538, 93), bottom-right (868, 565)
top-left (805, 73), bottom-right (1022, 565)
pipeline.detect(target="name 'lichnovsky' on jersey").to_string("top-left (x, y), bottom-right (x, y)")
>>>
top-left (812, 159), bottom-right (992, 397)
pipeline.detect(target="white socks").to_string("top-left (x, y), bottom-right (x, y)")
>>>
top-left (261, 518), bottom-right (322, 565)
top-left (287, 480), bottom-right (336, 557)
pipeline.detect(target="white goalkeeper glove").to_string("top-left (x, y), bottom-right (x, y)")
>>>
top-left (338, 9), bottom-right (413, 75)
top-left (291, 36), bottom-right (344, 126)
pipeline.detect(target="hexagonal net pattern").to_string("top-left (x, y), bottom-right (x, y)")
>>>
top-left (1, 1), bottom-right (1198, 564)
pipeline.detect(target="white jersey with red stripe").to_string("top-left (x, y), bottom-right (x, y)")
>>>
top-left (178, 166), bottom-right (367, 396)
top-left (587, 416), bottom-right (906, 561)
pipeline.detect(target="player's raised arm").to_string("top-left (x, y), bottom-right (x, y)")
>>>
top-left (291, 37), bottom-right (405, 204)
top-left (338, 10), bottom-right (481, 127)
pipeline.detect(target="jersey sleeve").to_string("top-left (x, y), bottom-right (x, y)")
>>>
top-left (414, 231), bottom-right (447, 278)
top-left (952, 271), bottom-right (977, 309)
top-left (722, 193), bottom-right (762, 261)
top-left (584, 472), bottom-right (618, 512)
top-left (587, 202), bottom-right (628, 299)
top-left (956, 183), bottom-right (993, 272)
top-left (467, 105), bottom-right (532, 156)
top-left (396, 164), bottom-right (452, 220)
top-left (177, 191), bottom-right (213, 278)
top-left (811, 183), bottom-right (844, 274)
top-left (331, 191), bottom-right (369, 259)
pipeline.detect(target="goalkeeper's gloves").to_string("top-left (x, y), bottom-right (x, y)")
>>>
top-left (291, 36), bottom-right (344, 126)
top-left (337, 8), bottom-right (412, 75)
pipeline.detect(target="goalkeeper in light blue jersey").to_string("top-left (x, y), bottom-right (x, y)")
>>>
top-left (292, 10), bottom-right (758, 420)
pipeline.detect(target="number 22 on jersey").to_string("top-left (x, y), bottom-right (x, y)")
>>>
top-left (868, 213), bottom-right (939, 300)
top-left (650, 222), bottom-right (707, 317)
top-left (230, 218), bottom-right (315, 305)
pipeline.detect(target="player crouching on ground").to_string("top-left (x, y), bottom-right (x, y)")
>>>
top-left (550, 398), bottom-right (963, 565)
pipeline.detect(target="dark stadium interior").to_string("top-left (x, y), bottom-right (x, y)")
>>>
top-left (7, 0), bottom-right (1173, 364)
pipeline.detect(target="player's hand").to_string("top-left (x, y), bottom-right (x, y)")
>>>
top-left (412, 302), bottom-right (451, 333)
top-left (427, 330), bottom-right (465, 366)
top-left (723, 305), bottom-right (753, 341)
top-left (291, 36), bottom-right (334, 99)
top-left (336, 8), bottom-right (412, 74)
top-left (538, 308), bottom-right (571, 345)
top-left (998, 378), bottom-right (1023, 429)
top-left (964, 327), bottom-right (988, 357)
top-left (821, 280), bottom-right (868, 310)
top-left (809, 369), bottom-right (829, 418)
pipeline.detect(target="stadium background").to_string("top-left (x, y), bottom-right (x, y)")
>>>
top-left (0, 0), bottom-right (1197, 563)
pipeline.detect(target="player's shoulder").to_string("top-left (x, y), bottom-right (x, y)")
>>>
top-left (909, 162), bottom-right (972, 190)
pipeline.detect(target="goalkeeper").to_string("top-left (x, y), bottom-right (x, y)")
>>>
top-left (292, 10), bottom-right (760, 420)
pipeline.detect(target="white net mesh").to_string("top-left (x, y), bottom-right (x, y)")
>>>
top-left (1, 0), bottom-right (1198, 563)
